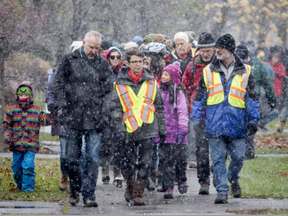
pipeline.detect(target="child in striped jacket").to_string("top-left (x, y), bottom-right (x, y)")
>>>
top-left (3, 81), bottom-right (57, 192)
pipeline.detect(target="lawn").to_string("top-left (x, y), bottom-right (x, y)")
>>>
top-left (239, 157), bottom-right (288, 199)
top-left (0, 158), bottom-right (67, 202)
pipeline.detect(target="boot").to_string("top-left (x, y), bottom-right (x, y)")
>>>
top-left (59, 172), bottom-right (68, 191)
top-left (133, 178), bottom-right (147, 206)
top-left (277, 121), bottom-right (285, 133)
top-left (124, 176), bottom-right (134, 202)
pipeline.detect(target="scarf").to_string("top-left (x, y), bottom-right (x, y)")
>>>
top-left (111, 62), bottom-right (123, 74)
top-left (128, 70), bottom-right (143, 84)
top-left (17, 97), bottom-right (33, 110)
top-left (177, 48), bottom-right (191, 61)
top-left (80, 46), bottom-right (98, 66)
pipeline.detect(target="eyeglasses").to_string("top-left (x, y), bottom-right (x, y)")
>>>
top-left (110, 55), bottom-right (121, 60)
top-left (129, 60), bottom-right (143, 65)
top-left (215, 46), bottom-right (224, 50)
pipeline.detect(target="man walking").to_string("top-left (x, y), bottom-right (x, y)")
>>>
top-left (191, 34), bottom-right (259, 204)
top-left (182, 31), bottom-right (216, 195)
top-left (53, 31), bottom-right (112, 207)
top-left (109, 49), bottom-right (166, 206)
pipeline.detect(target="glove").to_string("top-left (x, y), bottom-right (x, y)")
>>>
top-left (247, 123), bottom-right (258, 136)
top-left (47, 103), bottom-right (57, 116)
top-left (269, 100), bottom-right (276, 109)
top-left (159, 134), bottom-right (166, 144)
top-left (193, 120), bottom-right (205, 134)
top-left (175, 134), bottom-right (185, 148)
top-left (5, 137), bottom-right (13, 145)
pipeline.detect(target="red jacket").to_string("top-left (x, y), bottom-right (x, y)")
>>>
top-left (269, 61), bottom-right (286, 96)
top-left (181, 54), bottom-right (212, 112)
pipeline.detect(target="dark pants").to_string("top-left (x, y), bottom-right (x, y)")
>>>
top-left (195, 131), bottom-right (210, 185)
top-left (158, 143), bottom-right (187, 190)
top-left (65, 128), bottom-right (101, 203)
top-left (119, 138), bottom-right (154, 181)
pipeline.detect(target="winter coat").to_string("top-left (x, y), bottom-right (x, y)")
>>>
top-left (159, 84), bottom-right (188, 144)
top-left (109, 67), bottom-right (167, 141)
top-left (263, 62), bottom-right (275, 80)
top-left (181, 54), bottom-right (213, 111)
top-left (249, 57), bottom-right (276, 107)
top-left (3, 81), bottom-right (57, 153)
top-left (169, 49), bottom-right (194, 75)
top-left (45, 66), bottom-right (66, 136)
top-left (269, 61), bottom-right (286, 96)
top-left (191, 54), bottom-right (260, 138)
top-left (53, 48), bottom-right (112, 130)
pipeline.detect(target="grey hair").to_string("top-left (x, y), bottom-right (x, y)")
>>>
top-left (83, 31), bottom-right (101, 42)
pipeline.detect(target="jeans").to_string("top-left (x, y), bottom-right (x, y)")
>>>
top-left (119, 138), bottom-right (154, 181)
top-left (280, 106), bottom-right (288, 123)
top-left (11, 150), bottom-right (36, 192)
top-left (65, 128), bottom-right (101, 203)
top-left (59, 136), bottom-right (69, 175)
top-left (158, 143), bottom-right (187, 190)
top-left (259, 108), bottom-right (279, 125)
top-left (245, 135), bottom-right (255, 152)
top-left (209, 136), bottom-right (245, 195)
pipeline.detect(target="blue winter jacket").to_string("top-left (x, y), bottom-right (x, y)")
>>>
top-left (191, 54), bottom-right (260, 138)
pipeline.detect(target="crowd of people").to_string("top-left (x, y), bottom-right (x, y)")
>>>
top-left (3, 29), bottom-right (288, 207)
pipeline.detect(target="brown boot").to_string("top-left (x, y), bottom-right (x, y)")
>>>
top-left (59, 172), bottom-right (68, 191)
top-left (277, 121), bottom-right (285, 133)
top-left (124, 176), bottom-right (134, 202)
top-left (133, 178), bottom-right (147, 206)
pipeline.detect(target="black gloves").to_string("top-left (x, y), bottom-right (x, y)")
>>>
top-left (159, 134), bottom-right (166, 144)
top-left (47, 103), bottom-right (57, 116)
top-left (247, 123), bottom-right (258, 136)
top-left (193, 120), bottom-right (205, 134)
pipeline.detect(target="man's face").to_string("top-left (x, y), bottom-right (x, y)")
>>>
top-left (243, 57), bottom-right (249, 64)
top-left (127, 55), bottom-right (143, 74)
top-left (216, 47), bottom-right (231, 61)
top-left (83, 36), bottom-right (101, 59)
top-left (199, 47), bottom-right (214, 62)
top-left (99, 49), bottom-right (108, 58)
top-left (175, 38), bottom-right (189, 55)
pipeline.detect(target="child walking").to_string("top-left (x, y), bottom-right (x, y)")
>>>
top-left (3, 81), bottom-right (57, 192)
top-left (158, 61), bottom-right (189, 199)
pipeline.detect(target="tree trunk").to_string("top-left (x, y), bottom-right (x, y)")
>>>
top-left (0, 38), bottom-right (5, 152)
top-left (211, 0), bottom-right (229, 37)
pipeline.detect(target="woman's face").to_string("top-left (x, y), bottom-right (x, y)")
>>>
top-left (161, 71), bottom-right (171, 83)
top-left (109, 51), bottom-right (121, 66)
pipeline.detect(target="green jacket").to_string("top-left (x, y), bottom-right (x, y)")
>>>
top-left (249, 57), bottom-right (276, 106)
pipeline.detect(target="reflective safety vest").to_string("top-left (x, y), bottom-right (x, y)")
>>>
top-left (115, 80), bottom-right (157, 133)
top-left (203, 64), bottom-right (251, 108)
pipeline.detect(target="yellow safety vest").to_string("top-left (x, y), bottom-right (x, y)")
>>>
top-left (203, 64), bottom-right (251, 108)
top-left (115, 80), bottom-right (157, 133)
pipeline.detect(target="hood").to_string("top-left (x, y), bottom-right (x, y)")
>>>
top-left (116, 66), bottom-right (155, 86)
top-left (16, 81), bottom-right (34, 101)
top-left (105, 47), bottom-right (123, 65)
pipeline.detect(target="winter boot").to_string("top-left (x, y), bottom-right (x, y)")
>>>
top-left (231, 182), bottom-right (241, 198)
top-left (59, 172), bottom-right (68, 191)
top-left (124, 176), bottom-right (134, 202)
top-left (199, 183), bottom-right (209, 195)
top-left (133, 178), bottom-right (147, 206)
top-left (69, 192), bottom-right (80, 206)
top-left (277, 121), bottom-right (285, 133)
top-left (114, 176), bottom-right (124, 188)
top-left (215, 194), bottom-right (228, 204)
top-left (178, 181), bottom-right (188, 194)
top-left (102, 169), bottom-right (110, 184)
top-left (164, 188), bottom-right (173, 199)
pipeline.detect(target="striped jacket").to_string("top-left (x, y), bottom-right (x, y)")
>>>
top-left (3, 81), bottom-right (57, 153)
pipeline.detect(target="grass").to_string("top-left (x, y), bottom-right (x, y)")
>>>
top-left (266, 117), bottom-right (288, 130)
top-left (239, 157), bottom-right (288, 199)
top-left (255, 147), bottom-right (288, 154)
top-left (39, 132), bottom-right (59, 142)
top-left (227, 208), bottom-right (288, 215)
top-left (0, 158), bottom-right (68, 202)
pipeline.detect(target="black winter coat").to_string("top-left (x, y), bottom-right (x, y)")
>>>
top-left (53, 49), bottom-right (112, 130)
top-left (109, 67), bottom-right (167, 141)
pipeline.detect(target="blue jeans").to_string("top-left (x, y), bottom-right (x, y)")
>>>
top-left (11, 150), bottom-right (36, 192)
top-left (209, 136), bottom-right (245, 195)
top-left (59, 136), bottom-right (69, 175)
top-left (260, 108), bottom-right (279, 125)
top-left (65, 128), bottom-right (101, 203)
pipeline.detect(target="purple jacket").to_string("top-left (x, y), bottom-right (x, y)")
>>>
top-left (45, 66), bottom-right (66, 136)
top-left (156, 87), bottom-right (188, 144)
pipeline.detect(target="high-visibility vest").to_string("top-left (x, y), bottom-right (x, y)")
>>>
top-left (203, 64), bottom-right (251, 108)
top-left (115, 80), bottom-right (157, 133)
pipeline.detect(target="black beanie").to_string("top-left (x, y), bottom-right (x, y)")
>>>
top-left (235, 44), bottom-right (249, 60)
top-left (197, 32), bottom-right (215, 48)
top-left (100, 40), bottom-right (113, 50)
top-left (215, 34), bottom-right (236, 53)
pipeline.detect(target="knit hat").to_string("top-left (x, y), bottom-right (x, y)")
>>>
top-left (124, 42), bottom-right (138, 51)
top-left (197, 32), bottom-right (215, 48)
top-left (70, 41), bottom-right (83, 52)
top-left (235, 44), bottom-right (249, 60)
top-left (105, 46), bottom-right (122, 61)
top-left (215, 34), bottom-right (236, 53)
top-left (100, 40), bottom-right (113, 50)
top-left (143, 33), bottom-right (156, 43)
top-left (17, 86), bottom-right (32, 98)
top-left (132, 36), bottom-right (143, 45)
top-left (174, 32), bottom-right (189, 43)
top-left (163, 61), bottom-right (182, 85)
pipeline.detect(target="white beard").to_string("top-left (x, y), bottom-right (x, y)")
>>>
top-left (216, 50), bottom-right (231, 60)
